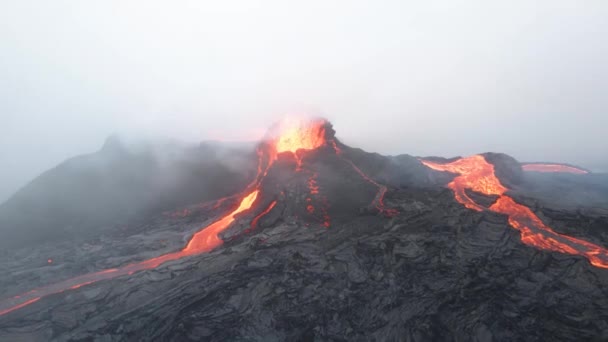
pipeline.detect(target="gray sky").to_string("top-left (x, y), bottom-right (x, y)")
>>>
top-left (1, 0), bottom-right (607, 202)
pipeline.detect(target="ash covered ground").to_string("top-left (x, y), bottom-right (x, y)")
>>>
top-left (0, 121), bottom-right (607, 341)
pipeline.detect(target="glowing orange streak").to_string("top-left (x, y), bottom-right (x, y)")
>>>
top-left (305, 170), bottom-right (331, 227)
top-left (70, 281), bottom-right (95, 290)
top-left (308, 174), bottom-right (320, 195)
top-left (0, 190), bottom-right (259, 316)
top-left (331, 140), bottom-right (395, 216)
top-left (330, 140), bottom-right (342, 155)
top-left (184, 191), bottom-right (258, 253)
top-left (490, 197), bottom-right (607, 268)
top-left (249, 200), bottom-right (277, 230)
top-left (522, 163), bottom-right (588, 174)
top-left (0, 298), bottom-right (40, 316)
top-left (341, 156), bottom-right (397, 216)
top-left (421, 156), bottom-right (608, 268)
top-left (0, 118), bottom-right (332, 317)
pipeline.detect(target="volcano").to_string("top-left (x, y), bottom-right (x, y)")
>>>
top-left (0, 119), bottom-right (607, 341)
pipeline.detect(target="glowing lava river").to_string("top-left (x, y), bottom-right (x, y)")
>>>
top-left (0, 190), bottom-right (260, 316)
top-left (0, 118), bottom-right (396, 317)
top-left (2, 121), bottom-right (605, 319)
top-left (421, 155), bottom-right (608, 269)
top-left (0, 119), bottom-right (326, 317)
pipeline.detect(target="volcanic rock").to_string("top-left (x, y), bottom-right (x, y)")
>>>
top-left (0, 138), bottom-right (257, 249)
top-left (0, 119), bottom-right (607, 341)
top-left (482, 152), bottom-right (524, 188)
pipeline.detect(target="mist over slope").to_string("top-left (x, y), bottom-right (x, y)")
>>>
top-left (0, 136), bottom-right (257, 248)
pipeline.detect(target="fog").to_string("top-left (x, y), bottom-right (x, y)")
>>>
top-left (1, 0), bottom-right (607, 202)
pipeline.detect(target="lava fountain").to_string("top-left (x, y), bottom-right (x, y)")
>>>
top-left (0, 118), bottom-right (332, 317)
top-left (421, 155), bottom-right (608, 269)
top-left (266, 117), bottom-right (327, 169)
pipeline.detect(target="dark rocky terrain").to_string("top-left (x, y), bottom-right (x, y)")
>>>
top-left (0, 125), bottom-right (607, 341)
top-left (0, 137), bottom-right (257, 249)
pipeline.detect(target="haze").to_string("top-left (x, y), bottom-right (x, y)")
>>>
top-left (1, 0), bottom-right (607, 203)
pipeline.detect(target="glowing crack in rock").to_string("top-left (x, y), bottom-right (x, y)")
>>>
top-left (306, 171), bottom-right (331, 227)
top-left (421, 155), bottom-right (608, 268)
top-left (249, 200), bottom-right (277, 232)
top-left (335, 141), bottom-right (398, 217)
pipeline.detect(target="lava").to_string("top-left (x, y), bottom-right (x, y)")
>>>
top-left (268, 118), bottom-right (327, 169)
top-left (421, 155), bottom-right (608, 268)
top-left (273, 118), bottom-right (326, 155)
top-left (305, 171), bottom-right (331, 227)
top-left (0, 298), bottom-right (40, 316)
top-left (269, 117), bottom-right (332, 227)
top-left (331, 139), bottom-right (395, 216)
top-left (0, 118), bottom-right (335, 317)
top-left (522, 163), bottom-right (588, 174)
top-left (338, 145), bottom-right (398, 217)
top-left (0, 190), bottom-right (260, 317)
top-left (183, 190), bottom-right (259, 253)
top-left (249, 200), bottom-right (277, 231)
top-left (422, 155), bottom-right (507, 211)
top-left (490, 197), bottom-right (607, 268)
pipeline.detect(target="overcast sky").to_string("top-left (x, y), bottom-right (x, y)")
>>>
top-left (1, 1), bottom-right (607, 202)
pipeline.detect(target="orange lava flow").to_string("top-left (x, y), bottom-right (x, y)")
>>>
top-left (0, 298), bottom-right (40, 316)
top-left (0, 118), bottom-right (331, 317)
top-left (421, 156), bottom-right (608, 268)
top-left (522, 163), bottom-right (588, 174)
top-left (422, 155), bottom-right (507, 211)
top-left (0, 190), bottom-right (260, 317)
top-left (341, 155), bottom-right (398, 217)
top-left (184, 190), bottom-right (259, 253)
top-left (249, 200), bottom-right (277, 231)
top-left (330, 139), bottom-right (391, 219)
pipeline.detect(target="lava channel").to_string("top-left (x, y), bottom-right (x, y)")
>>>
top-left (522, 163), bottom-right (589, 174)
top-left (334, 142), bottom-right (398, 217)
top-left (421, 155), bottom-right (608, 269)
top-left (0, 190), bottom-right (260, 317)
top-left (0, 118), bottom-right (333, 317)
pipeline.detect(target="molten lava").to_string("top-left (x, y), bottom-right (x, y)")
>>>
top-left (0, 118), bottom-right (338, 317)
top-left (249, 200), bottom-right (277, 231)
top-left (184, 190), bottom-right (259, 253)
top-left (306, 171), bottom-right (331, 227)
top-left (273, 118), bottom-right (326, 154)
top-left (0, 190), bottom-right (260, 317)
top-left (268, 118), bottom-right (327, 169)
top-left (421, 156), bottom-right (608, 268)
top-left (522, 163), bottom-right (588, 174)
top-left (0, 298), bottom-right (40, 316)
top-left (338, 146), bottom-right (398, 217)
top-left (422, 155), bottom-right (507, 211)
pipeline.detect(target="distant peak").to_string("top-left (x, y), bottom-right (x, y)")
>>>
top-left (101, 134), bottom-right (126, 154)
